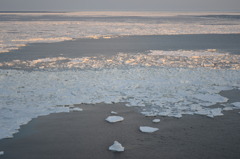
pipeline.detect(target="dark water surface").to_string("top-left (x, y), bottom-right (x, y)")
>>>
top-left (0, 34), bottom-right (240, 62)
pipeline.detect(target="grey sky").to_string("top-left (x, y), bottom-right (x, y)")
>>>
top-left (0, 0), bottom-right (240, 12)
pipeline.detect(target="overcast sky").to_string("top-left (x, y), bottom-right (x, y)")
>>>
top-left (0, 0), bottom-right (240, 12)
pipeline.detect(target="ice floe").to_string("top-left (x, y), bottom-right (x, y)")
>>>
top-left (195, 108), bottom-right (224, 118)
top-left (223, 107), bottom-right (233, 111)
top-left (0, 151), bottom-right (4, 155)
top-left (140, 126), bottom-right (159, 133)
top-left (109, 141), bottom-right (124, 152)
top-left (105, 116), bottom-right (124, 123)
top-left (69, 107), bottom-right (83, 112)
top-left (152, 119), bottom-right (161, 123)
top-left (111, 111), bottom-right (118, 115)
top-left (141, 112), bottom-right (157, 117)
top-left (232, 102), bottom-right (240, 109)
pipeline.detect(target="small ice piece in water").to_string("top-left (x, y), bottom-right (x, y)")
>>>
top-left (232, 102), bottom-right (240, 109)
top-left (207, 108), bottom-right (224, 118)
top-left (109, 141), bottom-right (124, 152)
top-left (69, 104), bottom-right (75, 108)
top-left (0, 151), bottom-right (4, 155)
top-left (111, 111), bottom-right (118, 115)
top-left (152, 119), bottom-right (160, 123)
top-left (168, 113), bottom-right (182, 118)
top-left (139, 126), bottom-right (159, 133)
top-left (141, 112), bottom-right (157, 117)
top-left (105, 116), bottom-right (124, 123)
top-left (70, 107), bottom-right (83, 112)
top-left (223, 107), bottom-right (233, 111)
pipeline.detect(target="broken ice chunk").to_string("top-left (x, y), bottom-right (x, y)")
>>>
top-left (232, 102), bottom-right (240, 109)
top-left (195, 108), bottom-right (223, 118)
top-left (70, 107), bottom-right (83, 112)
top-left (105, 116), bottom-right (124, 123)
top-left (152, 119), bottom-right (160, 123)
top-left (168, 113), bottom-right (182, 118)
top-left (207, 108), bottom-right (224, 118)
top-left (223, 107), bottom-right (233, 111)
top-left (69, 104), bottom-right (75, 108)
top-left (109, 141), bottom-right (124, 152)
top-left (158, 110), bottom-right (171, 116)
top-left (0, 151), bottom-right (4, 155)
top-left (141, 112), bottom-right (157, 117)
top-left (139, 126), bottom-right (159, 133)
top-left (111, 111), bottom-right (118, 115)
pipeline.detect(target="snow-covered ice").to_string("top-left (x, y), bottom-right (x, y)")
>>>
top-left (152, 119), bottom-right (161, 123)
top-left (109, 141), bottom-right (124, 152)
top-left (140, 126), bottom-right (159, 133)
top-left (105, 116), bottom-right (124, 123)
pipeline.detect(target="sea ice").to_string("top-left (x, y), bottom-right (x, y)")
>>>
top-left (105, 116), bottom-right (124, 123)
top-left (111, 111), bottom-right (118, 114)
top-left (70, 107), bottom-right (83, 112)
top-left (0, 66), bottom-right (240, 140)
top-left (232, 102), bottom-right (240, 109)
top-left (139, 126), bottom-right (159, 133)
top-left (1, 13), bottom-right (240, 53)
top-left (109, 141), bottom-right (124, 152)
top-left (141, 112), bottom-right (157, 117)
top-left (195, 108), bottom-right (223, 118)
top-left (223, 107), bottom-right (233, 111)
top-left (152, 119), bottom-right (161, 123)
top-left (0, 151), bottom-right (4, 155)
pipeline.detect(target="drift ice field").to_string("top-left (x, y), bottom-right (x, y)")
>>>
top-left (0, 12), bottom-right (240, 140)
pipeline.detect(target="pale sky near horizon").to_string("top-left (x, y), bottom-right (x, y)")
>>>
top-left (0, 0), bottom-right (240, 12)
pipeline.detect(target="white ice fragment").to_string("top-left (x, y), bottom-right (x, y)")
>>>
top-left (192, 94), bottom-right (228, 104)
top-left (0, 151), bottom-right (4, 155)
top-left (69, 104), bottom-right (75, 108)
top-left (152, 119), bottom-right (160, 123)
top-left (111, 111), bottom-right (118, 115)
top-left (139, 126), bottom-right (159, 133)
top-left (232, 102), bottom-right (240, 109)
top-left (209, 108), bottom-right (224, 118)
top-left (223, 107), bottom-right (233, 111)
top-left (168, 113), bottom-right (182, 118)
top-left (141, 112), bottom-right (157, 117)
top-left (70, 107), bottom-right (83, 112)
top-left (195, 108), bottom-right (223, 118)
top-left (109, 141), bottom-right (124, 152)
top-left (158, 110), bottom-right (171, 116)
top-left (105, 116), bottom-right (124, 123)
